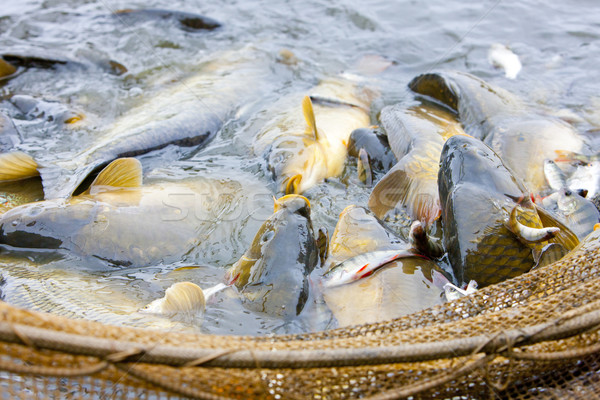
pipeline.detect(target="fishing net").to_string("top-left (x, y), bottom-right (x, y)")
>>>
top-left (0, 231), bottom-right (599, 399)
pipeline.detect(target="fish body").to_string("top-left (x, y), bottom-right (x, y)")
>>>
top-left (410, 71), bottom-right (585, 193)
top-left (320, 204), bottom-right (448, 327)
top-left (17, 46), bottom-right (272, 199)
top-left (487, 43), bottom-right (521, 79)
top-left (253, 77), bottom-right (375, 195)
top-left (567, 162), bottom-right (600, 199)
top-left (555, 189), bottom-right (600, 239)
top-left (113, 8), bottom-right (221, 31)
top-left (369, 102), bottom-right (467, 226)
top-left (226, 195), bottom-right (319, 318)
top-left (438, 135), bottom-right (573, 287)
top-left (0, 159), bottom-right (271, 267)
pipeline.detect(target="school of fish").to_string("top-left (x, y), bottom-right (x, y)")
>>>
top-left (1, 7), bottom-right (599, 334)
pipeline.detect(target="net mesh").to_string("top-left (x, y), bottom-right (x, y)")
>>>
top-left (0, 231), bottom-right (599, 399)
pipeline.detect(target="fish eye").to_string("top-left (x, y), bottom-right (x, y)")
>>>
top-left (261, 230), bottom-right (275, 243)
top-left (564, 189), bottom-right (572, 196)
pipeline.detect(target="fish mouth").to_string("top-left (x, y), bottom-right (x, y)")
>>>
top-left (274, 194), bottom-right (311, 213)
top-left (284, 174), bottom-right (302, 195)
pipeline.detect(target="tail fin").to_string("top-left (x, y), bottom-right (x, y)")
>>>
top-left (0, 152), bottom-right (39, 181)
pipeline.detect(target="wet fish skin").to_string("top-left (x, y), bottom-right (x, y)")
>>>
top-left (369, 102), bottom-right (467, 227)
top-left (29, 46), bottom-right (272, 200)
top-left (438, 135), bottom-right (552, 287)
top-left (556, 189), bottom-right (600, 240)
top-left (410, 71), bottom-right (585, 193)
top-left (226, 195), bottom-right (319, 318)
top-left (321, 205), bottom-right (448, 327)
top-left (0, 159), bottom-right (270, 268)
top-left (347, 126), bottom-right (397, 172)
top-left (253, 77), bottom-right (375, 195)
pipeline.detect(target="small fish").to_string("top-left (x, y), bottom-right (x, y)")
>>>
top-left (322, 249), bottom-right (422, 288)
top-left (508, 205), bottom-right (560, 244)
top-left (543, 159), bottom-right (567, 191)
top-left (408, 220), bottom-right (444, 259)
top-left (488, 43), bottom-right (522, 79)
top-left (1, 52), bottom-right (126, 76)
top-left (443, 280), bottom-right (478, 302)
top-left (347, 126), bottom-right (397, 185)
top-left (556, 189), bottom-right (600, 239)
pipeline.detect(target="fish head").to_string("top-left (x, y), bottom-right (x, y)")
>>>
top-left (439, 135), bottom-right (527, 203)
top-left (227, 194), bottom-right (318, 317)
top-left (326, 205), bottom-right (405, 270)
top-left (0, 198), bottom-right (94, 250)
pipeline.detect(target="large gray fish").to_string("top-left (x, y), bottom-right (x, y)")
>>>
top-left (409, 71), bottom-right (585, 193)
top-left (0, 158), bottom-right (271, 267)
top-left (320, 205), bottom-right (449, 327)
top-left (438, 135), bottom-right (578, 287)
top-left (2, 45), bottom-right (273, 200)
top-left (225, 195), bottom-right (320, 318)
top-left (368, 101), bottom-right (468, 227)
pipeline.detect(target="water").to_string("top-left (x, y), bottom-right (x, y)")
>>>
top-left (0, 0), bottom-right (599, 335)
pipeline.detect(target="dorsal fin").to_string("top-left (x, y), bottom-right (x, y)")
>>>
top-left (302, 95), bottom-right (319, 140)
top-left (89, 158), bottom-right (142, 191)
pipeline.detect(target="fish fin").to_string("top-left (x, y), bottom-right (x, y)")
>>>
top-left (532, 243), bottom-right (568, 270)
top-left (368, 158), bottom-right (440, 225)
top-left (88, 158), bottom-right (142, 191)
top-left (357, 148), bottom-right (373, 186)
top-left (139, 282), bottom-right (205, 316)
top-left (316, 227), bottom-right (329, 267)
top-left (535, 204), bottom-right (580, 250)
top-left (284, 174), bottom-right (302, 195)
top-left (409, 220), bottom-right (444, 258)
top-left (0, 152), bottom-right (39, 182)
top-left (302, 95), bottom-right (319, 140)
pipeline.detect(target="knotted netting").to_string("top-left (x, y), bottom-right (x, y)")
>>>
top-left (0, 230), bottom-right (599, 399)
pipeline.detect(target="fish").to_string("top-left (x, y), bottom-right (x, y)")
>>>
top-left (443, 280), bottom-right (478, 302)
top-left (0, 58), bottom-right (17, 79)
top-left (113, 8), bottom-right (221, 31)
top-left (253, 75), bottom-right (377, 195)
top-left (0, 158), bottom-right (272, 268)
top-left (409, 71), bottom-right (585, 193)
top-left (567, 162), bottom-right (600, 200)
top-left (347, 126), bottom-right (397, 185)
top-left (368, 101), bottom-right (468, 227)
top-left (1, 52), bottom-right (126, 76)
top-left (324, 205), bottom-right (405, 270)
top-left (225, 194), bottom-right (320, 318)
top-left (319, 204), bottom-right (450, 327)
top-left (555, 189), bottom-right (600, 240)
top-left (487, 43), bottom-right (522, 79)
top-left (438, 135), bottom-right (578, 287)
top-left (5, 45), bottom-right (272, 199)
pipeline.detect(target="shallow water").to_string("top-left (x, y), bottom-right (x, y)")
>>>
top-left (0, 0), bottom-right (599, 335)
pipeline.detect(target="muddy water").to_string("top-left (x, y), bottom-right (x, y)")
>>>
top-left (0, 0), bottom-right (599, 335)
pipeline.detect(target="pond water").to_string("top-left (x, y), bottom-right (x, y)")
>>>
top-left (0, 0), bottom-right (599, 335)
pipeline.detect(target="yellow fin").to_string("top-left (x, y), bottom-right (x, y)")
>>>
top-left (0, 58), bottom-right (17, 78)
top-left (0, 152), bottom-right (39, 181)
top-left (302, 96), bottom-right (319, 140)
top-left (140, 282), bottom-right (205, 316)
top-left (89, 158), bottom-right (142, 190)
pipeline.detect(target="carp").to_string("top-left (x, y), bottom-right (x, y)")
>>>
top-left (320, 205), bottom-right (449, 327)
top-left (2, 46), bottom-right (273, 200)
top-left (438, 135), bottom-right (578, 287)
top-left (0, 158), bottom-right (271, 268)
top-left (369, 101), bottom-right (468, 227)
top-left (253, 75), bottom-right (377, 195)
top-left (409, 71), bottom-right (586, 193)
top-left (225, 195), bottom-right (320, 318)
